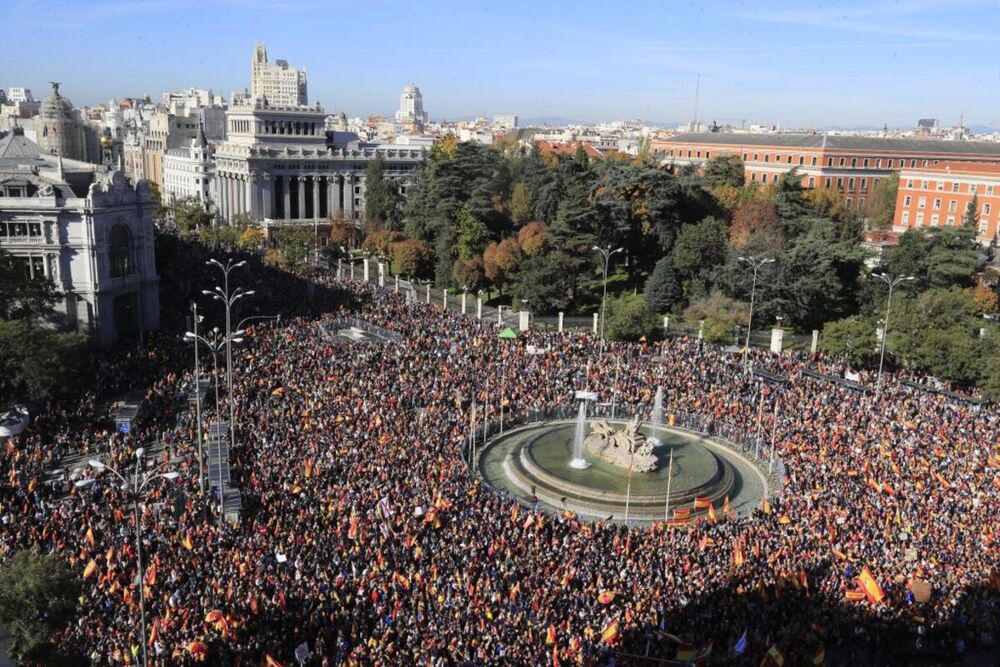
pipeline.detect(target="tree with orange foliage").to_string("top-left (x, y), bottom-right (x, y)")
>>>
top-left (730, 200), bottom-right (781, 249)
top-left (483, 238), bottom-right (522, 293)
top-left (517, 221), bottom-right (548, 257)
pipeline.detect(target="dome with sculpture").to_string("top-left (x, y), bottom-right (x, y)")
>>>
top-left (37, 82), bottom-right (83, 161)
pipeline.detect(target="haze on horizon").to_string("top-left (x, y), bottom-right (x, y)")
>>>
top-left (5, 0), bottom-right (1000, 129)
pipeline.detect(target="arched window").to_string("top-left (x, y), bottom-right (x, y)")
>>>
top-left (109, 224), bottom-right (132, 277)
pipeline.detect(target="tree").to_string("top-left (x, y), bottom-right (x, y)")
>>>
top-left (682, 291), bottom-right (749, 343)
top-left (978, 331), bottom-right (1000, 400)
top-left (365, 156), bottom-right (404, 230)
top-left (0, 550), bottom-right (82, 665)
top-left (803, 187), bottom-right (848, 221)
top-left (865, 173), bottom-right (898, 230)
top-left (516, 221), bottom-right (548, 257)
top-left (0, 248), bottom-right (61, 321)
top-left (963, 193), bottom-right (980, 229)
top-left (729, 200), bottom-right (781, 249)
top-left (452, 255), bottom-right (486, 292)
top-left (671, 216), bottom-right (729, 300)
top-left (885, 226), bottom-right (982, 291)
top-left (390, 239), bottom-right (433, 278)
top-left (915, 328), bottom-right (981, 386)
top-left (643, 256), bottom-right (684, 314)
top-left (820, 316), bottom-right (876, 367)
top-left (270, 227), bottom-right (315, 269)
top-left (236, 227), bottom-right (265, 250)
top-left (362, 230), bottom-right (403, 257)
top-left (604, 293), bottom-right (658, 340)
top-left (455, 204), bottom-right (492, 261)
top-left (169, 196), bottom-right (213, 232)
top-left (702, 154), bottom-right (744, 187)
top-left (483, 238), bottom-right (522, 293)
top-left (0, 320), bottom-right (86, 403)
top-left (510, 253), bottom-right (571, 314)
top-left (510, 181), bottom-right (534, 226)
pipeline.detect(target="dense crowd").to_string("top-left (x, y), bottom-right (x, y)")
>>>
top-left (1, 272), bottom-right (998, 666)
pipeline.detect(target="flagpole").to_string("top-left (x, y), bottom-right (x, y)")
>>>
top-left (769, 391), bottom-right (780, 473)
top-left (664, 449), bottom-right (674, 522)
top-left (623, 452), bottom-right (634, 525)
top-left (753, 390), bottom-right (765, 459)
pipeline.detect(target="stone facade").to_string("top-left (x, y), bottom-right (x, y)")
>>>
top-left (251, 43), bottom-right (307, 107)
top-left (0, 128), bottom-right (159, 345)
top-left (213, 98), bottom-right (426, 233)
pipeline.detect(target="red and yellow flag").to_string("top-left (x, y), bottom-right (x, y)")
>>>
top-left (733, 544), bottom-right (746, 567)
top-left (707, 503), bottom-right (718, 523)
top-left (84, 527), bottom-right (96, 547)
top-left (83, 559), bottom-right (98, 579)
top-left (182, 532), bottom-right (194, 551)
top-left (694, 497), bottom-right (712, 510)
top-left (546, 625), bottom-right (557, 645)
top-left (858, 566), bottom-right (885, 604)
top-left (600, 620), bottom-right (620, 645)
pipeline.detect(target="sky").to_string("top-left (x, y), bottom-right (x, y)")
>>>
top-left (5, 0), bottom-right (1000, 128)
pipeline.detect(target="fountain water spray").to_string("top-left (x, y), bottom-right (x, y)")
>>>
top-left (568, 402), bottom-right (591, 469)
top-left (649, 386), bottom-right (664, 446)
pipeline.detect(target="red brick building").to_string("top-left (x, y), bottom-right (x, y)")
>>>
top-left (893, 161), bottom-right (1000, 244)
top-left (652, 132), bottom-right (1000, 215)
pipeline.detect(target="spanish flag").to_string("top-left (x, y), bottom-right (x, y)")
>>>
top-left (597, 591), bottom-right (615, 605)
top-left (143, 562), bottom-right (157, 586)
top-left (85, 527), bottom-right (96, 547)
top-left (733, 544), bottom-right (746, 567)
top-left (83, 559), bottom-right (98, 579)
top-left (723, 496), bottom-right (731, 514)
top-left (304, 460), bottom-right (313, 479)
top-left (348, 514), bottom-right (359, 540)
top-left (600, 620), bottom-right (620, 645)
top-left (777, 515), bottom-right (792, 525)
top-left (546, 625), bottom-right (557, 645)
top-left (858, 566), bottom-right (885, 604)
top-left (673, 507), bottom-right (691, 519)
top-left (694, 497), bottom-right (712, 510)
top-left (510, 503), bottom-right (521, 524)
top-left (812, 645), bottom-right (826, 665)
top-left (707, 503), bottom-right (718, 523)
top-left (760, 497), bottom-right (772, 514)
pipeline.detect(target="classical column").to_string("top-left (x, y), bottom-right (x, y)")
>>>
top-left (326, 177), bottom-right (335, 217)
top-left (282, 177), bottom-right (291, 220)
top-left (311, 176), bottom-right (320, 220)
top-left (333, 176), bottom-right (343, 216)
top-left (245, 175), bottom-right (255, 218)
top-left (344, 174), bottom-right (355, 220)
top-left (220, 175), bottom-right (229, 221)
top-left (262, 175), bottom-right (273, 219)
top-left (297, 176), bottom-right (306, 220)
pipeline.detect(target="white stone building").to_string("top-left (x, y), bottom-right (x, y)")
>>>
top-left (251, 43), bottom-right (307, 107)
top-left (162, 125), bottom-right (215, 211)
top-left (213, 98), bottom-right (425, 232)
top-left (0, 128), bottom-right (159, 345)
top-left (395, 85), bottom-right (427, 133)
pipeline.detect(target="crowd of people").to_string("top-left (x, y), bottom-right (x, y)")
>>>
top-left (1, 262), bottom-right (998, 666)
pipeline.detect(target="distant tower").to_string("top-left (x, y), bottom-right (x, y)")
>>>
top-left (396, 84), bottom-right (428, 133)
top-left (36, 82), bottom-right (83, 161)
top-left (250, 43), bottom-right (307, 106)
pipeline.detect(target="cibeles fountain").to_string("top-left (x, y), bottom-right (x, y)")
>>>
top-left (479, 398), bottom-right (770, 524)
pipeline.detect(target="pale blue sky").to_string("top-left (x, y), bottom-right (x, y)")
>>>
top-left (5, 0), bottom-right (1000, 128)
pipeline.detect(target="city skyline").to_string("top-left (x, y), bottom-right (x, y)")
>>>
top-left (5, 0), bottom-right (1000, 128)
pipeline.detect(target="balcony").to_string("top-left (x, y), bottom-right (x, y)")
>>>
top-left (0, 235), bottom-right (48, 246)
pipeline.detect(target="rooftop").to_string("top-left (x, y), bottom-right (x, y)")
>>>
top-left (901, 160), bottom-right (1000, 176)
top-left (662, 132), bottom-right (1000, 156)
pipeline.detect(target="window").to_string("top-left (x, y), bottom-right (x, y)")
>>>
top-left (848, 177), bottom-right (855, 190)
top-left (933, 199), bottom-right (941, 210)
top-left (970, 184), bottom-right (977, 194)
top-left (916, 212), bottom-right (924, 225)
top-left (761, 173), bottom-right (768, 183)
top-left (696, 150), bottom-right (701, 158)
top-left (108, 224), bottom-right (133, 277)
top-left (851, 158), bottom-right (857, 167)
top-left (876, 159), bottom-right (882, 168)
top-left (798, 156), bottom-right (804, 165)
top-left (839, 157), bottom-right (845, 167)
top-left (808, 176), bottom-right (815, 187)
top-left (861, 178), bottom-right (867, 190)
top-left (763, 154), bottom-right (769, 163)
top-left (904, 196), bottom-right (911, 206)
top-left (742, 152), bottom-right (748, 161)
top-left (948, 200), bottom-right (957, 212)
top-left (751, 173), bottom-right (757, 182)
top-left (775, 154), bottom-right (781, 162)
top-left (811, 157), bottom-right (817, 166)
top-left (907, 180), bottom-right (914, 188)
top-left (863, 158), bottom-right (869, 168)
top-left (987, 186), bottom-right (994, 195)
top-left (788, 155), bottom-right (793, 164)
top-left (824, 177), bottom-right (832, 188)
top-left (947, 216), bottom-right (955, 225)
top-left (846, 198), bottom-right (852, 208)
top-left (952, 182), bottom-right (959, 192)
top-left (836, 177), bottom-right (844, 189)
top-left (918, 197), bottom-right (926, 209)
top-left (984, 203), bottom-right (991, 215)
top-left (936, 181), bottom-right (944, 191)
top-left (931, 214), bottom-right (939, 226)
top-left (902, 211), bottom-right (910, 224)
top-left (859, 197), bottom-right (865, 209)
top-left (922, 181), bottom-right (928, 190)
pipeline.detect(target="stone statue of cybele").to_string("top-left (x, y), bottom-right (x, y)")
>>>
top-left (584, 417), bottom-right (658, 472)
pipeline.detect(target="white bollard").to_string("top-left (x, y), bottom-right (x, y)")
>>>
top-left (443, 288), bottom-right (448, 310)
top-left (770, 328), bottom-right (784, 354)
top-left (592, 313), bottom-right (599, 333)
top-left (519, 311), bottom-right (530, 332)
top-left (395, 275), bottom-right (399, 293)
top-left (558, 312), bottom-right (564, 333)
top-left (811, 330), bottom-right (819, 354)
top-left (425, 283), bottom-right (431, 304)
top-left (698, 320), bottom-right (704, 340)
top-left (377, 262), bottom-right (385, 288)
top-left (461, 293), bottom-right (467, 314)
top-left (363, 258), bottom-right (370, 282)
top-left (477, 298), bottom-right (483, 319)
top-left (663, 315), bottom-right (669, 331)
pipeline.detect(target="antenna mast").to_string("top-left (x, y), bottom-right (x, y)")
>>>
top-left (691, 73), bottom-right (700, 132)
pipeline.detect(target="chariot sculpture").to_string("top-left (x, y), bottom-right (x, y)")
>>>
top-left (584, 417), bottom-right (658, 472)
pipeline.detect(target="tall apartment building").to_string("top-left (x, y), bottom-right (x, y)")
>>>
top-left (396, 84), bottom-right (427, 133)
top-left (893, 162), bottom-right (1000, 244)
top-left (251, 43), bottom-right (307, 107)
top-left (652, 133), bottom-right (1000, 214)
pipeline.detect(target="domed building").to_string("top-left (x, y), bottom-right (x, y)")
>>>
top-left (36, 82), bottom-right (84, 161)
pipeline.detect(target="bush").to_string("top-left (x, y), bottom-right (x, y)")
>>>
top-left (682, 291), bottom-right (749, 344)
top-left (605, 293), bottom-right (658, 341)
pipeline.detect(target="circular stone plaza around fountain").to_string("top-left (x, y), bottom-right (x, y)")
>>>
top-left (478, 417), bottom-right (772, 524)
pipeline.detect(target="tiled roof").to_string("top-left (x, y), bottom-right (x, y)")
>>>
top-left (0, 128), bottom-right (43, 162)
top-left (662, 132), bottom-right (1000, 156)
top-left (901, 161), bottom-right (1000, 175)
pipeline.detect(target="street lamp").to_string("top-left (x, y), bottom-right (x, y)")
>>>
top-left (75, 449), bottom-right (180, 667)
top-left (592, 245), bottom-right (624, 354)
top-left (738, 256), bottom-right (775, 369)
top-left (183, 302), bottom-right (205, 496)
top-left (873, 272), bottom-right (915, 390)
top-left (183, 326), bottom-right (239, 519)
top-left (204, 259), bottom-right (254, 458)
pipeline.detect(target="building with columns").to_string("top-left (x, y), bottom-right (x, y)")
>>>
top-left (213, 97), bottom-right (425, 235)
top-left (0, 127), bottom-right (159, 345)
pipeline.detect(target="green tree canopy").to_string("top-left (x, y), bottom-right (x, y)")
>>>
top-left (701, 154), bottom-right (744, 187)
top-left (0, 550), bottom-right (82, 665)
top-left (643, 256), bottom-right (684, 314)
top-left (865, 173), bottom-right (898, 231)
top-left (604, 293), bottom-right (658, 340)
top-left (821, 316), bottom-right (876, 368)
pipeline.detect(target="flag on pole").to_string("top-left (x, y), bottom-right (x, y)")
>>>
top-left (858, 566), bottom-right (885, 604)
top-left (83, 559), bottom-right (98, 579)
top-left (731, 630), bottom-right (748, 657)
top-left (600, 620), bottom-right (620, 644)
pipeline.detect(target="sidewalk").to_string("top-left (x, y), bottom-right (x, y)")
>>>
top-left (0, 623), bottom-right (13, 667)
